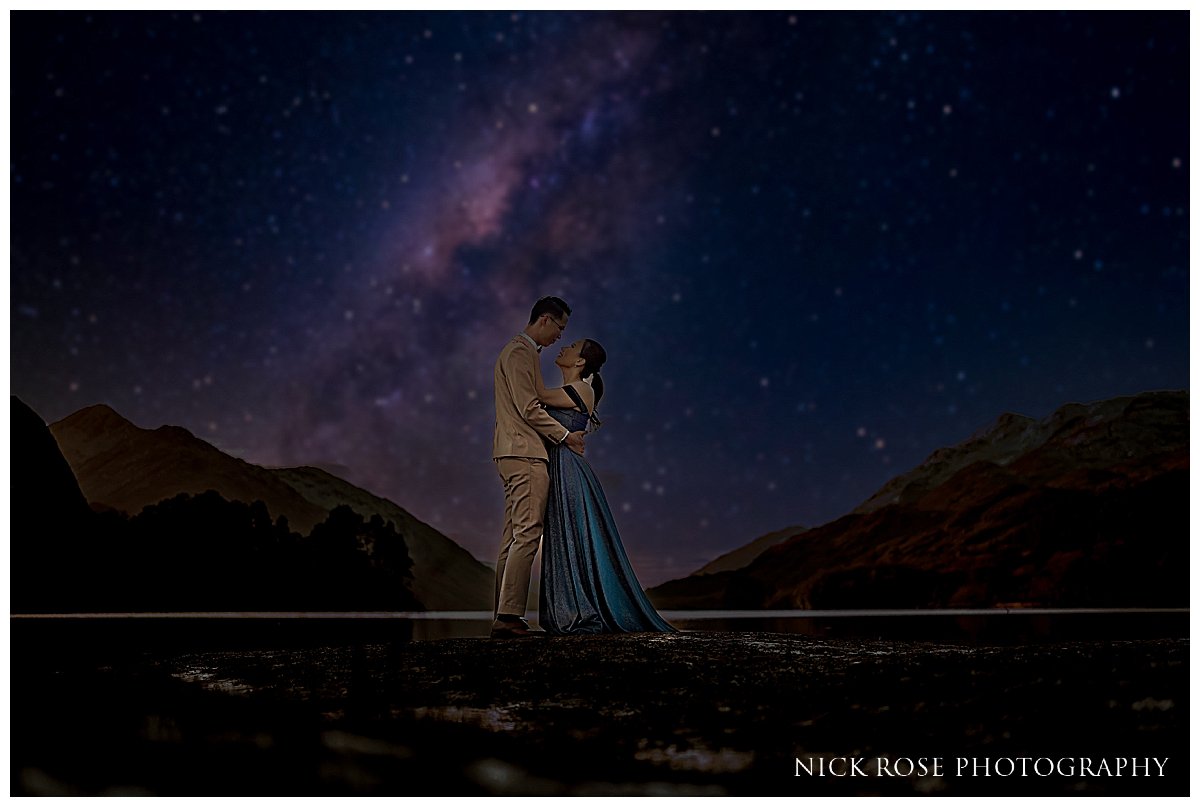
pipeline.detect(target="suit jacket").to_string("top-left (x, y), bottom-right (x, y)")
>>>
top-left (493, 335), bottom-right (570, 460)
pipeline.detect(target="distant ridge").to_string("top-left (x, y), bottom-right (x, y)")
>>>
top-left (272, 466), bottom-right (492, 610)
top-left (649, 390), bottom-right (1188, 610)
top-left (51, 404), bottom-right (329, 532)
top-left (851, 391), bottom-right (1186, 515)
top-left (50, 404), bottom-right (494, 610)
top-left (691, 525), bottom-right (808, 577)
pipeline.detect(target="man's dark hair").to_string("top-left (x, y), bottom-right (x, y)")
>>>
top-left (529, 296), bottom-right (572, 325)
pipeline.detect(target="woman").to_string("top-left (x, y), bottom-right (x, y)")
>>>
top-left (533, 339), bottom-right (676, 635)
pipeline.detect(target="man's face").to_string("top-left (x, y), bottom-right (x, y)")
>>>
top-left (539, 312), bottom-right (568, 347)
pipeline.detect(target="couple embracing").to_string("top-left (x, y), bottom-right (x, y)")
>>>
top-left (491, 296), bottom-right (675, 639)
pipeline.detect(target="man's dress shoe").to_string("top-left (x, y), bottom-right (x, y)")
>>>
top-left (489, 618), bottom-right (547, 638)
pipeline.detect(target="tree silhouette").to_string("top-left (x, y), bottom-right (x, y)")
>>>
top-left (16, 490), bottom-right (421, 612)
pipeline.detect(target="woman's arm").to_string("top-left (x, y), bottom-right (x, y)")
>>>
top-left (533, 359), bottom-right (579, 409)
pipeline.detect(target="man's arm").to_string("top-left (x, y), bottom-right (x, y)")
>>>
top-left (505, 344), bottom-right (583, 451)
top-left (532, 353), bottom-right (580, 410)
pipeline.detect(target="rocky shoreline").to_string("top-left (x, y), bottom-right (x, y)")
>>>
top-left (12, 630), bottom-right (1187, 795)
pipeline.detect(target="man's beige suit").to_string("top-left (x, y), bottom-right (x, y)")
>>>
top-left (493, 334), bottom-right (571, 616)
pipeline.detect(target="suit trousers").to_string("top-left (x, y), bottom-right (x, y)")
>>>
top-left (494, 456), bottom-right (550, 617)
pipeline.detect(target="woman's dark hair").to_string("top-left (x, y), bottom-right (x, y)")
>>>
top-left (528, 296), bottom-right (572, 324)
top-left (579, 339), bottom-right (607, 408)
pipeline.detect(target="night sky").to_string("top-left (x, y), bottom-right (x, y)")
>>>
top-left (11, 12), bottom-right (1189, 584)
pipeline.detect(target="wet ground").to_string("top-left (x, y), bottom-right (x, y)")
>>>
top-left (11, 628), bottom-right (1188, 795)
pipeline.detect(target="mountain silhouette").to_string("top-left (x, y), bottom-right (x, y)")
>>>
top-left (11, 396), bottom-right (102, 611)
top-left (691, 525), bottom-right (808, 577)
top-left (11, 396), bottom-right (93, 527)
top-left (271, 466), bottom-right (492, 610)
top-left (649, 390), bottom-right (1188, 609)
top-left (51, 405), bottom-right (328, 532)
top-left (13, 398), bottom-right (422, 612)
top-left (49, 403), bottom-right (493, 610)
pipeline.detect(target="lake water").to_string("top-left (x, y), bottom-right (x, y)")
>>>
top-left (11, 608), bottom-right (1188, 651)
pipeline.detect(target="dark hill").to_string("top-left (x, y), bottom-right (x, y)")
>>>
top-left (50, 405), bottom-right (328, 533)
top-left (649, 390), bottom-right (1188, 609)
top-left (11, 396), bottom-right (93, 527)
top-left (49, 403), bottom-right (494, 610)
top-left (691, 525), bottom-right (808, 577)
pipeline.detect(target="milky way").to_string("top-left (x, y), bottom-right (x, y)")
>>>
top-left (11, 12), bottom-right (1189, 583)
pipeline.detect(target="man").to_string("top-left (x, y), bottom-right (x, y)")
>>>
top-left (491, 296), bottom-right (587, 638)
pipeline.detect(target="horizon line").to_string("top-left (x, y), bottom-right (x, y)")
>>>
top-left (10, 608), bottom-right (1188, 620)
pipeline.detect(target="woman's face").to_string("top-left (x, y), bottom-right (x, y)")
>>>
top-left (555, 339), bottom-right (585, 368)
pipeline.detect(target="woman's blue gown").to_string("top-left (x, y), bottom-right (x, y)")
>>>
top-left (539, 391), bottom-right (676, 635)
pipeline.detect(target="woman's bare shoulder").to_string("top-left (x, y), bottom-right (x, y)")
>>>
top-left (567, 381), bottom-right (597, 412)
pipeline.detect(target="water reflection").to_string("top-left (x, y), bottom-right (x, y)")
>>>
top-left (11, 608), bottom-right (1187, 648)
top-left (407, 608), bottom-right (1188, 643)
